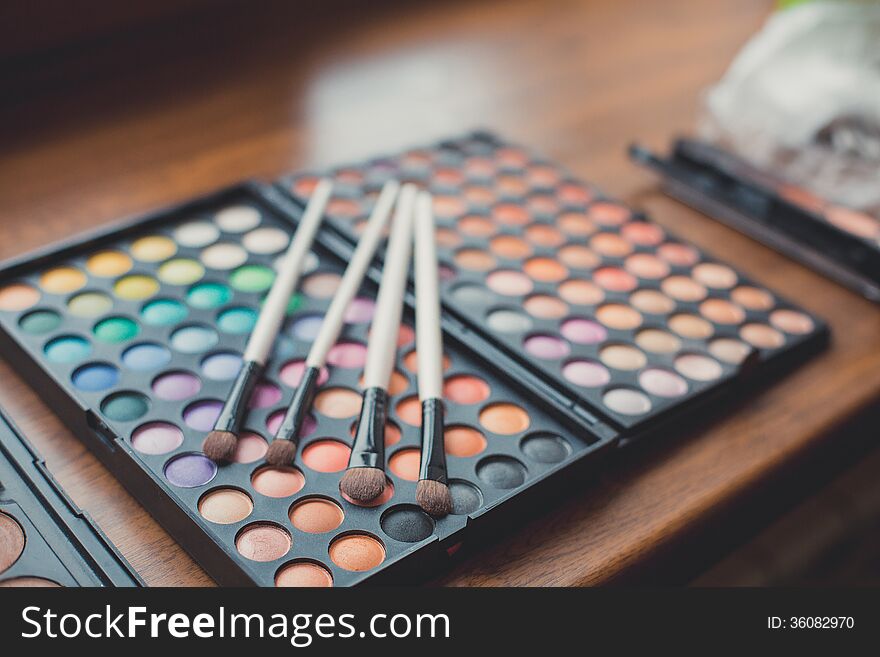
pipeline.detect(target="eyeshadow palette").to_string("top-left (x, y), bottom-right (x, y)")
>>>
top-left (278, 132), bottom-right (829, 437)
top-left (0, 183), bottom-right (612, 586)
top-left (0, 409), bottom-right (141, 587)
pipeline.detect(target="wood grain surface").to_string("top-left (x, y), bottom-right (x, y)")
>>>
top-left (1, 0), bottom-right (878, 586)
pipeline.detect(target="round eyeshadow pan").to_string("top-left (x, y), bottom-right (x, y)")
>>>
top-left (141, 298), bottom-right (187, 325)
top-left (600, 344), bottom-right (647, 370)
top-left (700, 299), bottom-right (745, 325)
top-left (476, 456), bottom-right (527, 489)
top-left (236, 523), bottom-right (291, 562)
top-left (251, 466), bottom-right (305, 498)
top-left (557, 212), bottom-right (595, 236)
top-left (217, 306), bottom-right (257, 334)
top-left (329, 534), bottom-right (385, 572)
top-left (130, 236), bottom-right (176, 262)
top-left (158, 258), bottom-right (205, 286)
top-left (289, 498), bottom-right (345, 534)
top-left (562, 360), bottom-right (610, 388)
top-left (290, 313), bottom-right (324, 340)
top-left (0, 284), bottom-right (40, 312)
top-left (164, 453), bottom-right (217, 488)
top-left (630, 290), bottom-right (675, 315)
top-left (187, 282), bottom-right (231, 309)
top-left (174, 221), bottom-right (220, 247)
top-left (444, 426), bottom-right (487, 457)
top-left (86, 251), bottom-right (132, 277)
top-left (489, 235), bottom-right (532, 260)
top-left (449, 480), bottom-right (483, 515)
top-left (275, 561), bottom-right (334, 588)
top-left (93, 316), bottom-right (139, 343)
top-left (559, 280), bottom-right (604, 306)
top-left (669, 314), bottom-right (714, 339)
top-left (279, 360), bottom-right (329, 388)
top-left (590, 233), bottom-right (632, 257)
top-left (661, 276), bottom-right (707, 302)
top-left (674, 353), bottom-right (724, 381)
top-left (479, 403), bottom-right (530, 434)
top-left (588, 202), bottom-right (631, 226)
top-left (770, 309), bottom-right (814, 335)
top-left (740, 323), bottom-right (785, 349)
top-left (635, 328), bottom-right (681, 353)
top-left (458, 215), bottom-right (496, 237)
top-left (625, 254), bottom-right (670, 280)
top-left (486, 270), bottom-right (533, 296)
top-left (388, 448), bottom-right (420, 481)
top-left (709, 338), bottom-right (752, 364)
top-left (523, 258), bottom-right (568, 282)
top-left (170, 325), bottom-right (218, 353)
top-left (521, 433), bottom-right (571, 463)
top-left (45, 335), bottom-right (91, 363)
top-left (215, 206), bottom-right (261, 233)
top-left (486, 308), bottom-right (532, 333)
top-left (71, 363), bottom-right (119, 391)
top-left (450, 283), bottom-right (494, 307)
top-left (40, 267), bottom-right (87, 294)
top-left (524, 295), bottom-right (568, 319)
top-left (152, 371), bottom-right (202, 401)
top-left (232, 432), bottom-right (268, 464)
top-left (201, 352), bottom-right (242, 380)
top-left (130, 422), bottom-right (183, 455)
top-left (18, 309), bottom-right (61, 335)
top-left (68, 291), bottom-right (113, 317)
top-left (0, 512), bottom-right (25, 573)
top-left (560, 318), bottom-right (607, 344)
top-left (249, 382), bottom-right (281, 409)
top-left (455, 249), bottom-right (496, 271)
top-left (301, 440), bottom-right (351, 473)
top-left (345, 297), bottom-right (375, 324)
top-left (596, 304), bottom-right (642, 330)
top-left (603, 388), bottom-right (652, 415)
top-left (230, 265), bottom-right (275, 293)
top-left (731, 286), bottom-right (774, 311)
top-left (243, 227), bottom-right (289, 254)
top-left (342, 478), bottom-right (395, 508)
top-left (327, 342), bottom-right (367, 369)
top-left (395, 396), bottom-right (421, 426)
top-left (182, 399), bottom-right (222, 430)
top-left (200, 242), bottom-right (248, 270)
top-left (314, 388), bottom-right (361, 419)
top-left (100, 391), bottom-right (150, 422)
top-left (199, 489), bottom-right (253, 524)
top-left (302, 273), bottom-right (341, 299)
top-left (443, 375), bottom-right (490, 404)
top-left (114, 275), bottom-right (159, 300)
top-left (524, 334), bottom-right (570, 359)
top-left (380, 505), bottom-right (435, 543)
top-left (639, 368), bottom-right (688, 397)
top-left (593, 267), bottom-right (637, 292)
top-left (693, 263), bottom-right (738, 289)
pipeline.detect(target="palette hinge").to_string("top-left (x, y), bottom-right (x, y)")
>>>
top-left (84, 410), bottom-right (120, 454)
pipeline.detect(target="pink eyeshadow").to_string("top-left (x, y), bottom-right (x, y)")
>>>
top-left (233, 432), bottom-right (268, 463)
top-left (266, 410), bottom-right (316, 437)
top-left (523, 334), bottom-right (570, 359)
top-left (152, 371), bottom-right (201, 401)
top-left (249, 382), bottom-right (282, 409)
top-left (279, 360), bottom-right (329, 387)
top-left (562, 360), bottom-right (610, 388)
top-left (344, 298), bottom-right (375, 324)
top-left (560, 319), bottom-right (607, 344)
top-left (327, 342), bottom-right (367, 368)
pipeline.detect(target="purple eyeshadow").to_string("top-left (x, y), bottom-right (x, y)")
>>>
top-left (152, 371), bottom-right (202, 401)
top-left (266, 409), bottom-right (316, 437)
top-left (201, 352), bottom-right (243, 380)
top-left (560, 318), bottom-right (607, 345)
top-left (164, 453), bottom-right (217, 488)
top-left (183, 400), bottom-right (223, 431)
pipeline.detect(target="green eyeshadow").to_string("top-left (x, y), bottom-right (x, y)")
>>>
top-left (100, 391), bottom-right (150, 422)
top-left (93, 316), bottom-right (139, 343)
top-left (217, 306), bottom-right (257, 334)
top-left (141, 299), bottom-right (188, 326)
top-left (45, 335), bottom-right (91, 363)
top-left (187, 282), bottom-right (232, 309)
top-left (230, 265), bottom-right (275, 293)
top-left (260, 292), bottom-right (302, 315)
top-left (19, 309), bottom-right (61, 335)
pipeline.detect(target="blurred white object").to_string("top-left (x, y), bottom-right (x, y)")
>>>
top-left (701, 1), bottom-right (880, 212)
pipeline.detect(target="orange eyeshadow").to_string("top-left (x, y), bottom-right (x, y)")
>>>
top-left (301, 440), bottom-right (351, 473)
top-left (443, 375), bottom-right (491, 404)
top-left (289, 498), bottom-right (345, 533)
top-left (557, 212), bottom-right (595, 236)
top-left (524, 294), bottom-right (569, 318)
top-left (523, 258), bottom-right (568, 282)
top-left (275, 561), bottom-right (334, 587)
top-left (444, 426), bottom-right (487, 457)
top-left (313, 387), bottom-right (361, 418)
top-left (395, 396), bottom-right (422, 426)
top-left (388, 448), bottom-right (421, 481)
top-left (251, 466), bottom-right (305, 498)
top-left (490, 235), bottom-right (532, 259)
top-left (329, 534), bottom-right (385, 572)
top-left (479, 403), bottom-right (530, 435)
top-left (559, 279), bottom-right (604, 306)
top-left (0, 284), bottom-right (40, 311)
top-left (402, 350), bottom-right (451, 373)
top-left (492, 203), bottom-right (530, 226)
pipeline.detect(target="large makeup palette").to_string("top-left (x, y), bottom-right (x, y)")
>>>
top-left (0, 183), bottom-right (610, 586)
top-left (279, 132), bottom-right (828, 436)
top-left (0, 409), bottom-right (141, 587)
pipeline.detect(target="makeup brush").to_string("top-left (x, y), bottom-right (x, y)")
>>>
top-left (413, 191), bottom-right (452, 517)
top-left (266, 180), bottom-right (401, 466)
top-left (339, 184), bottom-right (417, 502)
top-left (202, 179), bottom-right (333, 462)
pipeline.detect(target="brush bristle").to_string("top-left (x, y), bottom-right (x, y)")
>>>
top-left (416, 479), bottom-right (452, 517)
top-left (265, 439), bottom-right (297, 466)
top-left (202, 430), bottom-right (238, 463)
top-left (339, 467), bottom-right (386, 503)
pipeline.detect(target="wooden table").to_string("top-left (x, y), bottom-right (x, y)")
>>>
top-left (1, 0), bottom-right (878, 586)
